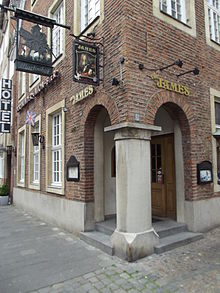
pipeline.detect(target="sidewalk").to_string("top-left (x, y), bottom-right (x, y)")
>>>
top-left (0, 206), bottom-right (219, 293)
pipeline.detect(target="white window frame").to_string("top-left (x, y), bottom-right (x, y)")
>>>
top-left (17, 125), bottom-right (26, 187)
top-left (208, 0), bottom-right (220, 44)
top-left (46, 100), bottom-right (65, 195)
top-left (33, 124), bottom-right (40, 184)
top-left (29, 73), bottom-right (39, 88)
top-left (20, 132), bottom-right (25, 182)
top-left (52, 2), bottom-right (64, 59)
top-left (0, 152), bottom-right (4, 179)
top-left (81, 0), bottom-right (100, 31)
top-left (19, 72), bottom-right (26, 99)
top-left (51, 112), bottom-right (62, 186)
top-left (160, 0), bottom-right (186, 23)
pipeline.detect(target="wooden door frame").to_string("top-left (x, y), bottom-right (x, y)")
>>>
top-left (151, 133), bottom-right (176, 219)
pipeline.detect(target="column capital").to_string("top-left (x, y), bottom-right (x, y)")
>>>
top-left (104, 122), bottom-right (161, 141)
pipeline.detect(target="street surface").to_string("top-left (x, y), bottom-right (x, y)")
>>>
top-left (0, 206), bottom-right (219, 293)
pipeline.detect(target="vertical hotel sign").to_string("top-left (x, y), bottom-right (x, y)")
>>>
top-left (0, 79), bottom-right (12, 133)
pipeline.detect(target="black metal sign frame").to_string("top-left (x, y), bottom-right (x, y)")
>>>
top-left (73, 40), bottom-right (100, 86)
top-left (15, 13), bottom-right (54, 76)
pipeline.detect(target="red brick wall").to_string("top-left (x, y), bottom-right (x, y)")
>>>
top-left (13, 0), bottom-right (220, 202)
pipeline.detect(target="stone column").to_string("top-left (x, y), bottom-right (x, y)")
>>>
top-left (105, 122), bottom-right (161, 261)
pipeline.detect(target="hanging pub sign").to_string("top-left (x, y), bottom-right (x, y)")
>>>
top-left (0, 79), bottom-right (12, 133)
top-left (73, 40), bottom-right (99, 86)
top-left (14, 8), bottom-right (56, 76)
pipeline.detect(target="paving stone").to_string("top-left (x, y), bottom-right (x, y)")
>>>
top-left (1, 206), bottom-right (220, 293)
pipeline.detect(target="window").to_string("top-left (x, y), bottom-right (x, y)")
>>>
top-left (208, 0), bottom-right (220, 44)
top-left (214, 101), bottom-right (220, 184)
top-left (33, 124), bottom-right (39, 184)
top-left (160, 0), bottom-right (186, 23)
top-left (20, 132), bottom-right (25, 182)
top-left (29, 74), bottom-right (39, 87)
top-left (153, 0), bottom-right (196, 37)
top-left (0, 152), bottom-right (4, 179)
top-left (51, 113), bottom-right (62, 186)
top-left (29, 116), bottom-right (41, 190)
top-left (52, 2), bottom-right (64, 59)
top-left (81, 0), bottom-right (100, 31)
top-left (19, 72), bottom-right (26, 99)
top-left (17, 125), bottom-right (26, 187)
top-left (46, 100), bottom-right (65, 195)
top-left (111, 146), bottom-right (116, 177)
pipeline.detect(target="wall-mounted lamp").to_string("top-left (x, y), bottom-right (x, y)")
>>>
top-left (87, 31), bottom-right (96, 38)
top-left (66, 155), bottom-right (80, 182)
top-left (6, 145), bottom-right (16, 156)
top-left (31, 132), bottom-right (45, 149)
top-left (137, 59), bottom-right (183, 72)
top-left (112, 77), bottom-right (120, 86)
top-left (160, 59), bottom-right (183, 71)
top-left (177, 67), bottom-right (200, 78)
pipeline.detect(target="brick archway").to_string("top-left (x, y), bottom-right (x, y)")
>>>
top-left (80, 92), bottom-right (119, 203)
top-left (145, 90), bottom-right (194, 126)
top-left (145, 90), bottom-right (194, 201)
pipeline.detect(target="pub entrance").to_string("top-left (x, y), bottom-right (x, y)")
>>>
top-left (151, 133), bottom-right (176, 219)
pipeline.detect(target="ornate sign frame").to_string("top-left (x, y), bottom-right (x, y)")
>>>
top-left (73, 40), bottom-right (99, 86)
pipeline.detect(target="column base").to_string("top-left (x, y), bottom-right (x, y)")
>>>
top-left (111, 229), bottom-right (159, 262)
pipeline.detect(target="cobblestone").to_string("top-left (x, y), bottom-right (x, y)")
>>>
top-left (0, 207), bottom-right (219, 293)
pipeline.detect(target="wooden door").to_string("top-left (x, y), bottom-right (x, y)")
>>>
top-left (151, 134), bottom-right (176, 219)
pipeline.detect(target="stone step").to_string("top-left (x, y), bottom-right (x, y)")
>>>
top-left (154, 231), bottom-right (204, 254)
top-left (80, 231), bottom-right (114, 256)
top-left (95, 222), bottom-right (115, 236)
top-left (153, 220), bottom-right (187, 238)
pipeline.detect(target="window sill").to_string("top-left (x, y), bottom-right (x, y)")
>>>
top-left (160, 10), bottom-right (191, 28)
top-left (210, 39), bottom-right (220, 47)
top-left (79, 16), bottom-right (100, 37)
top-left (29, 77), bottom-right (40, 90)
top-left (19, 93), bottom-right (25, 101)
top-left (47, 185), bottom-right (64, 195)
top-left (17, 181), bottom-right (25, 188)
top-left (52, 53), bottom-right (64, 67)
top-left (29, 182), bottom-right (40, 191)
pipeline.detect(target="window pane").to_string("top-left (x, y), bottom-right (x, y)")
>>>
top-left (215, 102), bottom-right (220, 125)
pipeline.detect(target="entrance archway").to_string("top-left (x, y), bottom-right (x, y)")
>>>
top-left (151, 102), bottom-right (191, 222)
top-left (84, 105), bottom-right (116, 224)
top-left (94, 108), bottom-right (116, 222)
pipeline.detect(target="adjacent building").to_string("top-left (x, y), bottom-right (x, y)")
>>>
top-left (6, 0), bottom-right (220, 260)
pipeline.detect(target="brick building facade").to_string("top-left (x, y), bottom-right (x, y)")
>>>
top-left (11, 0), bottom-right (220, 260)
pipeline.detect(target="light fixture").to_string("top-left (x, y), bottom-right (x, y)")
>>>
top-left (112, 78), bottom-right (120, 86)
top-left (6, 145), bottom-right (16, 156)
top-left (137, 59), bottom-right (183, 72)
top-left (31, 132), bottom-right (45, 148)
top-left (66, 156), bottom-right (80, 182)
top-left (177, 67), bottom-right (200, 78)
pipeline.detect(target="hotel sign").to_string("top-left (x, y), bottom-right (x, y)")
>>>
top-left (0, 79), bottom-right (12, 133)
top-left (151, 74), bottom-right (190, 96)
